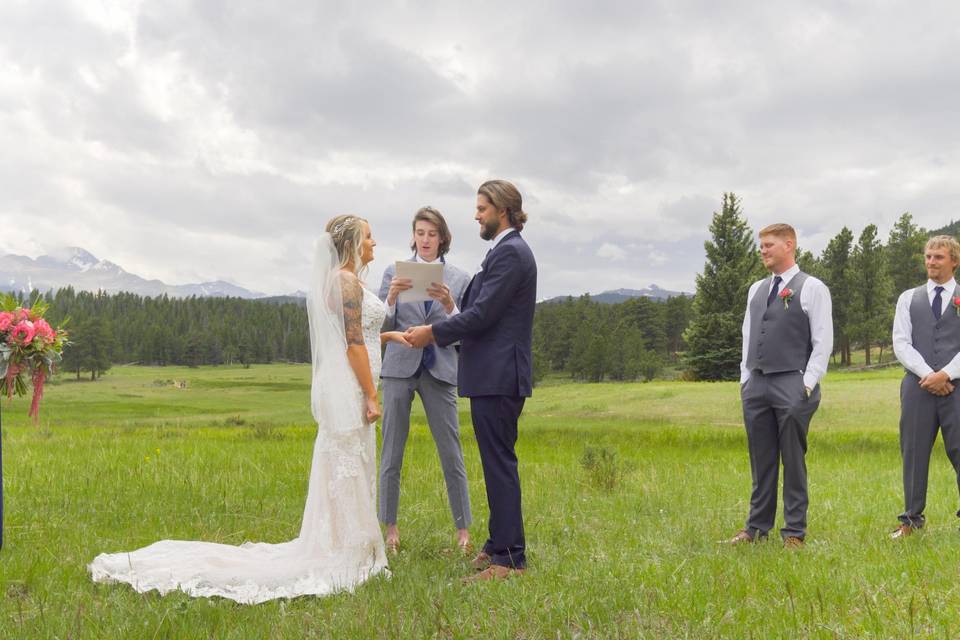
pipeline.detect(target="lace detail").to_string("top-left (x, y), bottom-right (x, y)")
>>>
top-left (362, 287), bottom-right (386, 381)
top-left (88, 284), bottom-right (389, 604)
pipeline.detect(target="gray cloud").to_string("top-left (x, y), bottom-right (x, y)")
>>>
top-left (3, 1), bottom-right (960, 298)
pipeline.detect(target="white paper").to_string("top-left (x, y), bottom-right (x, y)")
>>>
top-left (396, 261), bottom-right (443, 303)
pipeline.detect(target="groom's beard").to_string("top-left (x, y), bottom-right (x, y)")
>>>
top-left (480, 218), bottom-right (500, 241)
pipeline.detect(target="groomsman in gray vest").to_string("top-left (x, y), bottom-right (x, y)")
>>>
top-left (378, 206), bottom-right (473, 553)
top-left (890, 235), bottom-right (960, 539)
top-left (728, 223), bottom-right (833, 548)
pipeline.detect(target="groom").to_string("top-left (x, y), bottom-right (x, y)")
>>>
top-left (406, 179), bottom-right (537, 580)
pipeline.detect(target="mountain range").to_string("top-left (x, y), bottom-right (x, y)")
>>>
top-left (541, 285), bottom-right (690, 304)
top-left (0, 247), bottom-right (266, 299)
top-left (0, 247), bottom-right (691, 302)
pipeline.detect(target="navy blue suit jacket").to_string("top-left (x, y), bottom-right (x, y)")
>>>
top-left (432, 229), bottom-right (537, 398)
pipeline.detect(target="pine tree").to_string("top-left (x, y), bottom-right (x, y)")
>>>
top-left (886, 212), bottom-right (927, 301)
top-left (818, 227), bottom-right (855, 365)
top-left (683, 193), bottom-right (762, 380)
top-left (850, 224), bottom-right (893, 365)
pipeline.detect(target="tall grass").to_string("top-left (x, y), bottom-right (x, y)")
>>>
top-left (1, 364), bottom-right (958, 638)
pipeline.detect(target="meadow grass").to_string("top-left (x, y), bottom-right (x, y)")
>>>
top-left (1, 364), bottom-right (960, 638)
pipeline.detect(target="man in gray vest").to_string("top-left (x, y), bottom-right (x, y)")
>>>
top-left (728, 223), bottom-right (833, 548)
top-left (890, 235), bottom-right (960, 538)
top-left (378, 206), bottom-right (473, 554)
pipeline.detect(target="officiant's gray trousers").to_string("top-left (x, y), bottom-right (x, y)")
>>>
top-left (898, 373), bottom-right (960, 527)
top-left (378, 370), bottom-right (472, 529)
top-left (741, 370), bottom-right (820, 540)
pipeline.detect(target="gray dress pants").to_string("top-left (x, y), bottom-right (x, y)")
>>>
top-left (898, 373), bottom-right (960, 527)
top-left (378, 370), bottom-right (472, 528)
top-left (741, 370), bottom-right (821, 540)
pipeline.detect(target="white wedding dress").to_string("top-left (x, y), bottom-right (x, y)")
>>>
top-left (89, 240), bottom-right (388, 604)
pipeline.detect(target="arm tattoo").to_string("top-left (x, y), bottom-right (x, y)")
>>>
top-left (341, 273), bottom-right (364, 346)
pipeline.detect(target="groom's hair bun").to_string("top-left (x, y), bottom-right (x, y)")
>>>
top-left (478, 180), bottom-right (527, 232)
top-left (410, 206), bottom-right (452, 257)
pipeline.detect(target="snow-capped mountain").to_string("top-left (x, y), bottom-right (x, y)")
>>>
top-left (542, 284), bottom-right (690, 304)
top-left (0, 247), bottom-right (266, 299)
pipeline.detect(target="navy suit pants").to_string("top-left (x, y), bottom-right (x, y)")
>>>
top-left (470, 395), bottom-right (526, 569)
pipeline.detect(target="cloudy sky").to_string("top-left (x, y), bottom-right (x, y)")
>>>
top-left (2, 1), bottom-right (959, 298)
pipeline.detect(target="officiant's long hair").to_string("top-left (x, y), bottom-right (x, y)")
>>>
top-left (478, 180), bottom-right (527, 232)
top-left (409, 206), bottom-right (452, 257)
top-left (325, 214), bottom-right (368, 277)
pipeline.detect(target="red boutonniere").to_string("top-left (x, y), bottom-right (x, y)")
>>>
top-left (953, 296), bottom-right (960, 316)
top-left (779, 288), bottom-right (794, 310)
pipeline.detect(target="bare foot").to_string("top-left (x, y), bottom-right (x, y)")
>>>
top-left (456, 528), bottom-right (471, 554)
top-left (385, 524), bottom-right (400, 554)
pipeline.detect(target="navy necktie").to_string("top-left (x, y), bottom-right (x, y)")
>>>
top-left (933, 286), bottom-right (944, 320)
top-left (421, 299), bottom-right (436, 371)
top-left (766, 276), bottom-right (783, 307)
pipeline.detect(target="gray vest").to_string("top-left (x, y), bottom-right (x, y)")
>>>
top-left (745, 272), bottom-right (813, 374)
top-left (908, 284), bottom-right (960, 373)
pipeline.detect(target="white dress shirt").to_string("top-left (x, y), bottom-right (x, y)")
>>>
top-left (739, 263), bottom-right (834, 389)
top-left (385, 253), bottom-right (459, 317)
top-left (892, 278), bottom-right (960, 380)
top-left (489, 227), bottom-right (516, 250)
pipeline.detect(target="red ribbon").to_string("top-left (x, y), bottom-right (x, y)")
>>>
top-left (4, 361), bottom-right (19, 400)
top-left (28, 368), bottom-right (46, 423)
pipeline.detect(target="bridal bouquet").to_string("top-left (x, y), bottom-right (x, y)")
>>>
top-left (0, 295), bottom-right (68, 421)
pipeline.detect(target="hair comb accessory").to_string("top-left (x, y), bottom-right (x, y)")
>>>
top-left (330, 216), bottom-right (357, 238)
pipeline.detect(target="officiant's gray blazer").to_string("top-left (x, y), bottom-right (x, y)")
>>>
top-left (379, 257), bottom-right (471, 385)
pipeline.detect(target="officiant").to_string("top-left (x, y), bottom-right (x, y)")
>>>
top-left (377, 206), bottom-right (473, 554)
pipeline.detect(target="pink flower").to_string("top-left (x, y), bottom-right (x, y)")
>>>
top-left (33, 318), bottom-right (56, 343)
top-left (15, 308), bottom-right (30, 322)
top-left (779, 287), bottom-right (795, 310)
top-left (0, 311), bottom-right (13, 332)
top-left (9, 320), bottom-right (36, 345)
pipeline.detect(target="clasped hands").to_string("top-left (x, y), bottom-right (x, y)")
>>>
top-left (404, 324), bottom-right (435, 348)
top-left (920, 370), bottom-right (955, 396)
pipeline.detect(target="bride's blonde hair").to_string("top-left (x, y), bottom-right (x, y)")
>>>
top-left (325, 214), bottom-right (368, 276)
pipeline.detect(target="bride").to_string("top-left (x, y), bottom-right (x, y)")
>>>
top-left (89, 215), bottom-right (411, 604)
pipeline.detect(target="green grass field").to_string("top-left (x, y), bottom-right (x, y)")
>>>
top-left (2, 364), bottom-right (959, 638)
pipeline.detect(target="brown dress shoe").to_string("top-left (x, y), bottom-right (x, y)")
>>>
top-left (890, 524), bottom-right (914, 539)
top-left (783, 536), bottom-right (805, 549)
top-left (462, 564), bottom-right (525, 583)
top-left (727, 530), bottom-right (763, 545)
top-left (470, 551), bottom-right (491, 570)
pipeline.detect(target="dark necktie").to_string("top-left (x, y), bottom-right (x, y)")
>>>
top-left (766, 276), bottom-right (783, 307)
top-left (933, 286), bottom-right (945, 320)
top-left (421, 299), bottom-right (436, 371)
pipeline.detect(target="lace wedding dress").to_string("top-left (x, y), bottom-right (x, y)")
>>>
top-left (88, 239), bottom-right (388, 604)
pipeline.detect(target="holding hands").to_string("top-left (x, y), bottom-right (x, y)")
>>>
top-left (920, 370), bottom-right (955, 396)
top-left (405, 325), bottom-right (435, 348)
top-left (381, 331), bottom-right (412, 347)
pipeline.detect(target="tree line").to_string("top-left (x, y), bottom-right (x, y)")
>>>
top-left (685, 193), bottom-right (931, 380)
top-left (14, 288), bottom-right (311, 380)
top-left (532, 294), bottom-right (693, 383)
top-left (6, 285), bottom-right (691, 383)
